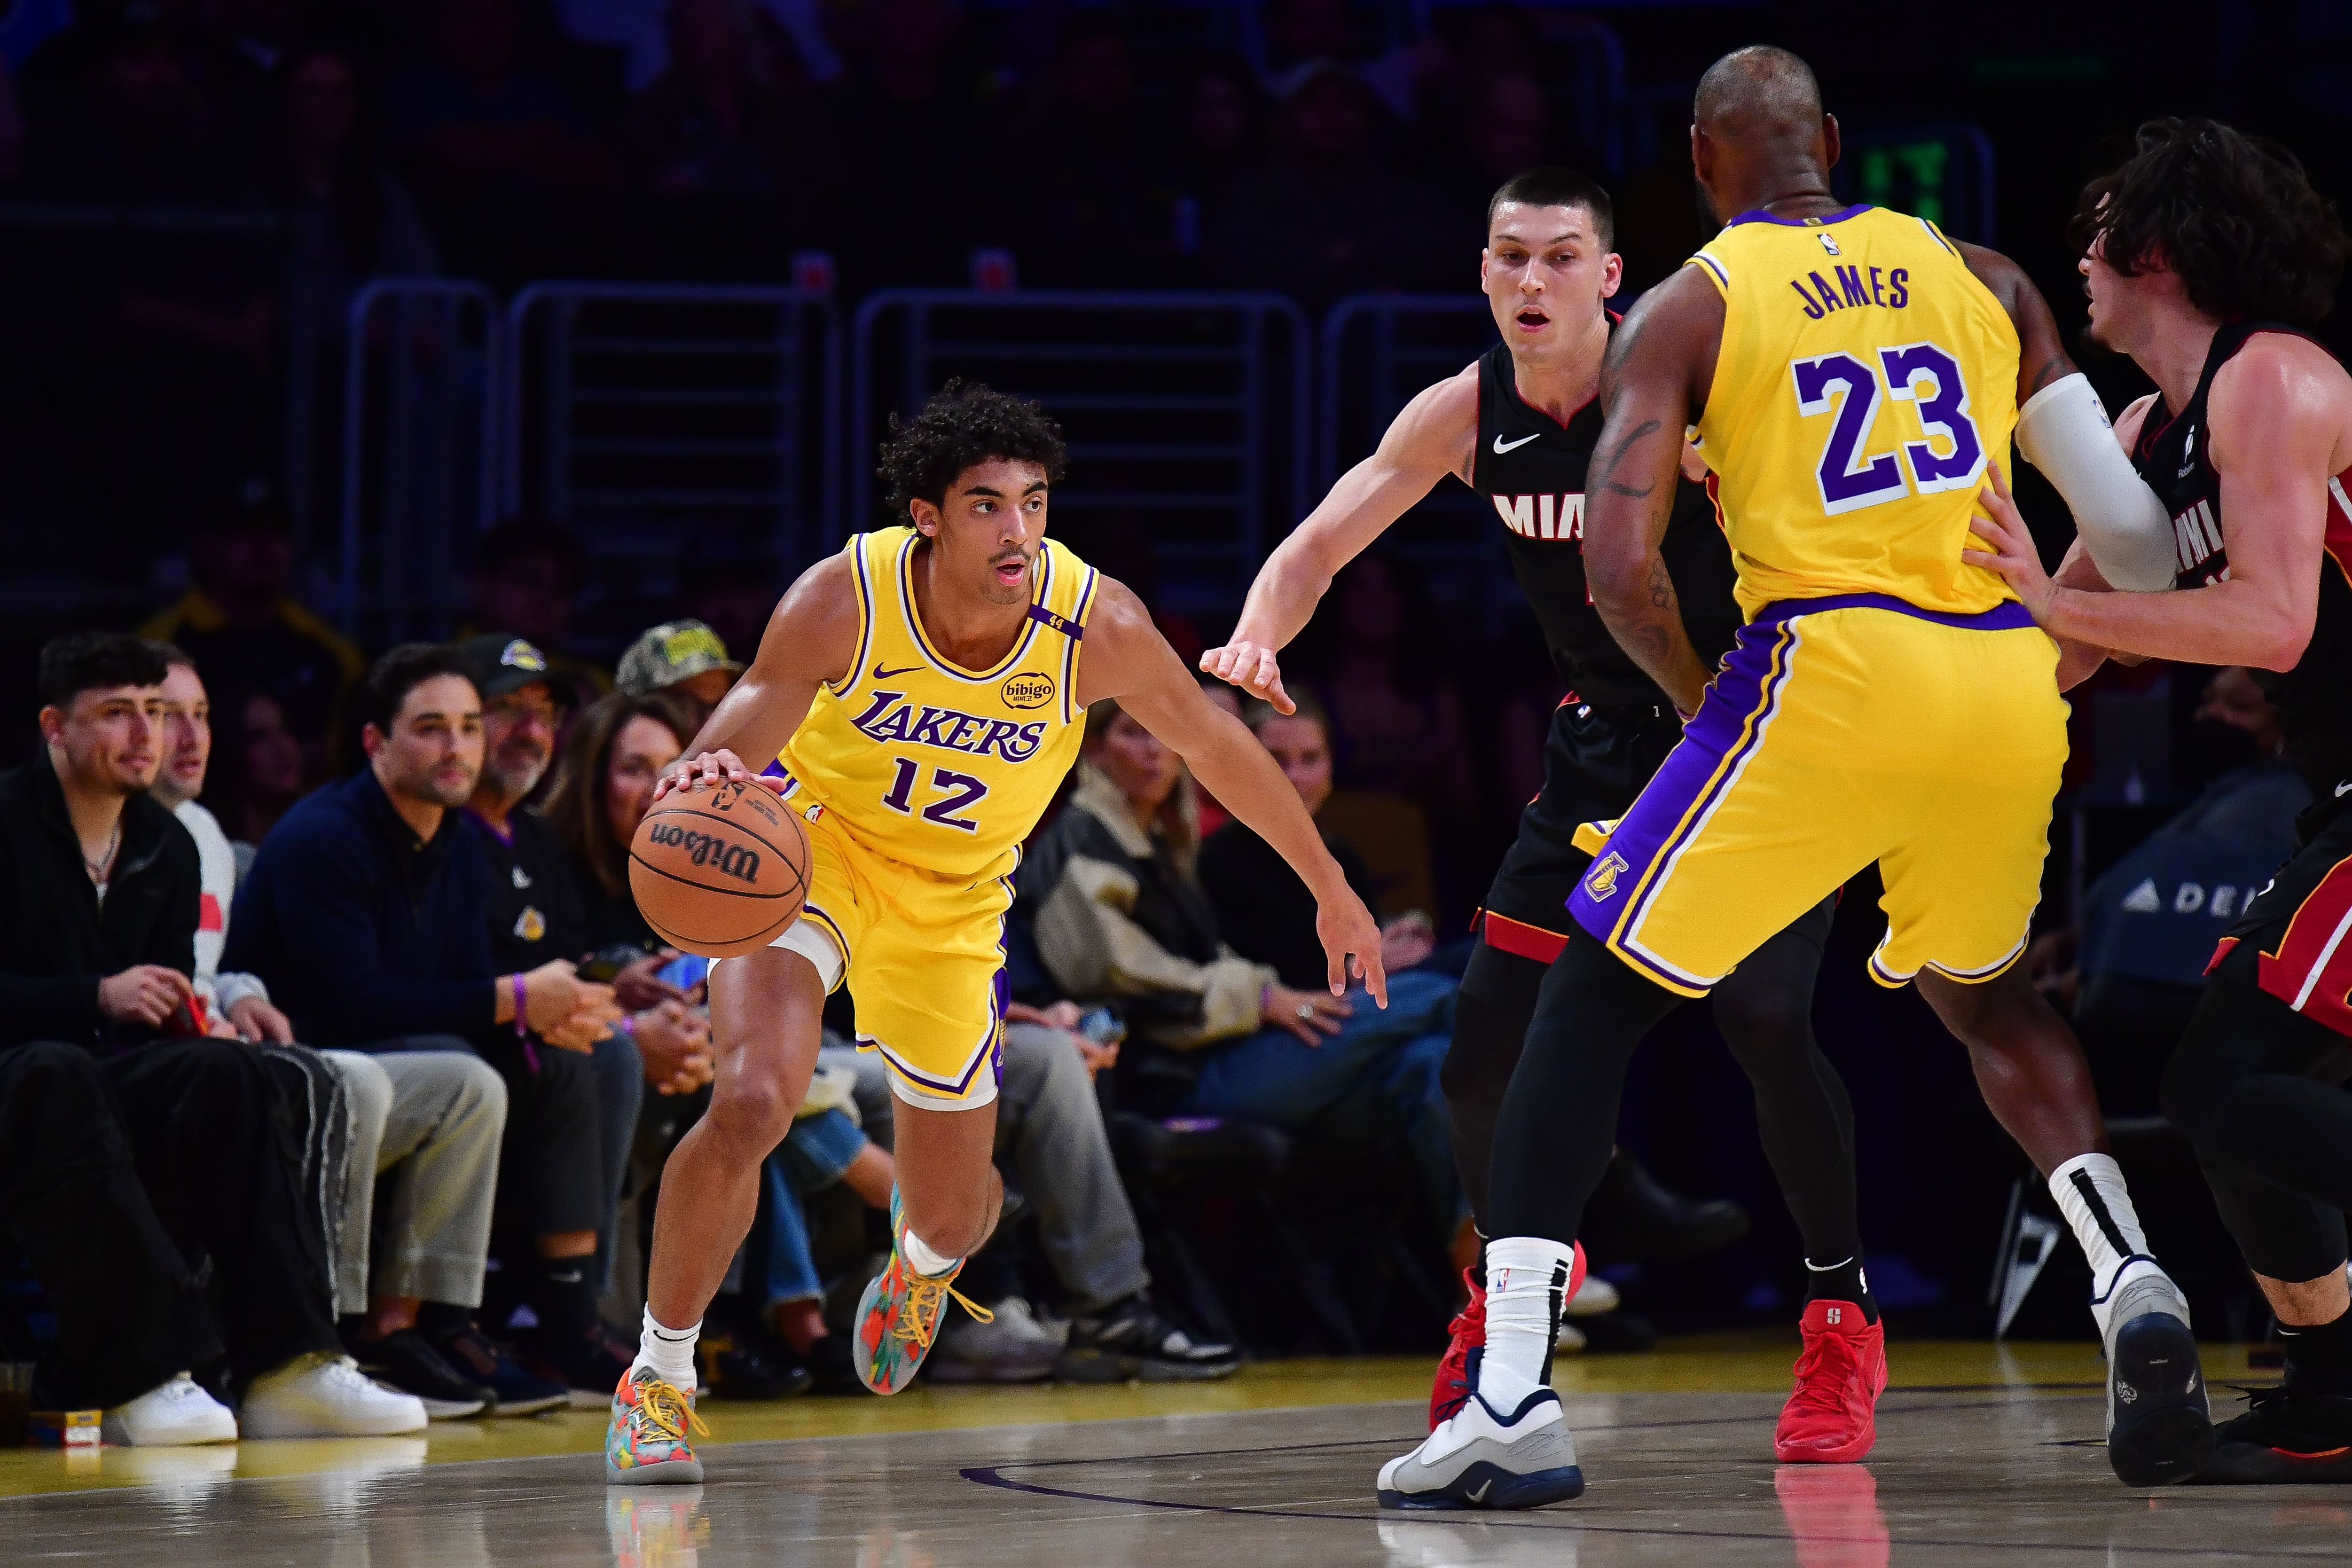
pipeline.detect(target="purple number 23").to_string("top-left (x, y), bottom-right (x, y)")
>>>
top-left (1791, 340), bottom-right (1984, 515)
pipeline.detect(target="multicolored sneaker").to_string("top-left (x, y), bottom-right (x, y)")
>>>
top-left (853, 1190), bottom-right (994, 1396)
top-left (1430, 1243), bottom-right (1584, 1430)
top-left (605, 1367), bottom-right (709, 1485)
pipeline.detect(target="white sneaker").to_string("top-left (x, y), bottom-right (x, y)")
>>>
top-left (102, 1373), bottom-right (238, 1446)
top-left (927, 1296), bottom-right (1066, 1383)
top-left (240, 1353), bottom-right (429, 1438)
top-left (1564, 1273), bottom-right (1620, 1317)
top-left (1377, 1386), bottom-right (1585, 1510)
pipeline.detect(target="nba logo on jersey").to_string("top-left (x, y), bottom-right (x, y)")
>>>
top-left (1584, 851), bottom-right (1630, 901)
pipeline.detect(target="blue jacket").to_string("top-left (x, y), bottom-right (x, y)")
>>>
top-left (225, 768), bottom-right (496, 1048)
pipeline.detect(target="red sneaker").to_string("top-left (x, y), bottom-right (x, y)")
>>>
top-left (1427, 1241), bottom-right (1585, 1430)
top-left (1774, 1300), bottom-right (1887, 1463)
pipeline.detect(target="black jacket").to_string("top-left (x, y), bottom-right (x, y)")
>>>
top-left (1197, 818), bottom-right (1377, 992)
top-left (0, 750), bottom-right (200, 1048)
top-left (225, 768), bottom-right (496, 1047)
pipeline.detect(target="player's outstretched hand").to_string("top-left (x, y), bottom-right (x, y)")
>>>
top-left (1198, 641), bottom-right (1294, 714)
top-left (1317, 886), bottom-right (1388, 1010)
top-left (651, 748), bottom-right (786, 802)
top-left (1961, 463), bottom-right (2057, 620)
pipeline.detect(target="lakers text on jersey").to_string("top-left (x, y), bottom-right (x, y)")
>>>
top-left (1568, 205), bottom-right (2066, 996)
top-left (765, 527), bottom-right (1099, 1106)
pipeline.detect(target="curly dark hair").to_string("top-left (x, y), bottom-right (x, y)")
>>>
top-left (876, 379), bottom-right (1069, 521)
top-left (2069, 118), bottom-right (2349, 328)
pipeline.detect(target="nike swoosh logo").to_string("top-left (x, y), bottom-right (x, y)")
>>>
top-left (873, 663), bottom-right (925, 680)
top-left (1466, 1479), bottom-right (1492, 1503)
top-left (2336, 780), bottom-right (2351, 797)
top-left (1492, 432), bottom-right (1542, 455)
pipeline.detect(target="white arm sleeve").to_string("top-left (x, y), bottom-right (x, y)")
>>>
top-left (2014, 373), bottom-right (2178, 592)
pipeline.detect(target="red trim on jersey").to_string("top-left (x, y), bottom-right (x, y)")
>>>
top-left (2255, 852), bottom-right (2352, 1036)
top-left (1478, 909), bottom-right (1570, 964)
top-left (2324, 466), bottom-right (2352, 592)
top-left (2206, 934), bottom-right (2239, 975)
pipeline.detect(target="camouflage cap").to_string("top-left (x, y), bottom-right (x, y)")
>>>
top-left (615, 619), bottom-right (745, 696)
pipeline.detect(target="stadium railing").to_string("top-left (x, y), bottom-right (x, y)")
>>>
top-left (850, 290), bottom-right (1312, 612)
top-left (502, 282), bottom-right (841, 575)
top-left (338, 277), bottom-right (504, 643)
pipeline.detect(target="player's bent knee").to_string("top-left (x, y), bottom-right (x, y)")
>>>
top-left (706, 1075), bottom-right (800, 1155)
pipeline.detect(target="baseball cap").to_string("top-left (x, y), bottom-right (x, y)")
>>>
top-left (615, 619), bottom-right (744, 696)
top-left (452, 633), bottom-right (555, 701)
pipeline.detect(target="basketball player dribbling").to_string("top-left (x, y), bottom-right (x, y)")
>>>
top-left (1377, 47), bottom-right (2211, 1508)
top-left (605, 384), bottom-right (1385, 1484)
top-left (1965, 118), bottom-right (2352, 1482)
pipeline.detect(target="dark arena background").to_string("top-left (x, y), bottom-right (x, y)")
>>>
top-left (3, 0), bottom-right (2351, 1560)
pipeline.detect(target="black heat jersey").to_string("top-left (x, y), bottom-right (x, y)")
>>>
top-left (1470, 339), bottom-right (1741, 708)
top-left (2129, 320), bottom-right (2352, 794)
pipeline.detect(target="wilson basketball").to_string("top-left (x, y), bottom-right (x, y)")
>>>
top-left (628, 777), bottom-right (810, 958)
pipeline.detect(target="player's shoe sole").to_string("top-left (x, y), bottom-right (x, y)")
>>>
top-left (1377, 1458), bottom-right (1586, 1511)
top-left (2107, 1309), bottom-right (2212, 1487)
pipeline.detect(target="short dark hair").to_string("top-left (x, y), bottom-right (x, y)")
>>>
top-left (1487, 166), bottom-right (1615, 251)
top-left (877, 380), bottom-right (1069, 520)
top-left (358, 643), bottom-right (476, 736)
top-left (148, 640), bottom-right (195, 672)
top-left (2070, 118), bottom-right (2350, 328)
top-left (39, 632), bottom-right (167, 710)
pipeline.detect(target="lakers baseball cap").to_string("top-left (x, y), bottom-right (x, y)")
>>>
top-left (615, 619), bottom-right (744, 696)
top-left (452, 633), bottom-right (555, 700)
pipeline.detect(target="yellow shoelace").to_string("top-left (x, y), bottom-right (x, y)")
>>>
top-left (894, 1271), bottom-right (996, 1348)
top-left (635, 1377), bottom-right (711, 1443)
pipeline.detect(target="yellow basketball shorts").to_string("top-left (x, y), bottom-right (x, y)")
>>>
top-left (768, 802), bottom-right (1011, 1109)
top-left (1568, 594), bottom-right (2068, 996)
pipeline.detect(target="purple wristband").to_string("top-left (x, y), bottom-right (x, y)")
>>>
top-left (511, 973), bottom-right (528, 1038)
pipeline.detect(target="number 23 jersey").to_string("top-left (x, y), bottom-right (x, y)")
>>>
top-left (777, 526), bottom-right (1098, 881)
top-left (1687, 204), bottom-right (2020, 619)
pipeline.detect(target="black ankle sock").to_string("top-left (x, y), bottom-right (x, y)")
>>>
top-left (2281, 1307), bottom-right (2352, 1396)
top-left (1805, 1256), bottom-right (1879, 1324)
top-left (526, 1256), bottom-right (600, 1341)
top-left (416, 1301), bottom-right (475, 1344)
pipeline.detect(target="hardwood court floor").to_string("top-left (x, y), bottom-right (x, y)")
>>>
top-left (5, 1337), bottom-right (2343, 1566)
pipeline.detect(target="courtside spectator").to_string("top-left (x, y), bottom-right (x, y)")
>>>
top-left (1023, 699), bottom-right (1465, 1246)
top-left (541, 688), bottom-right (703, 953)
top-left (141, 496), bottom-right (364, 788)
top-left (204, 687), bottom-right (310, 850)
top-left (0, 632), bottom-right (423, 1441)
top-left (612, 619), bottom-right (741, 725)
top-left (225, 643), bottom-right (614, 1410)
top-left (1199, 696), bottom-right (1434, 982)
top-left (455, 633), bottom-right (707, 1396)
top-left (151, 644), bottom-right (516, 1419)
top-left (618, 0), bottom-right (844, 222)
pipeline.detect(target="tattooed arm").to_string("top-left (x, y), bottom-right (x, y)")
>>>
top-left (1582, 266), bottom-right (1725, 715)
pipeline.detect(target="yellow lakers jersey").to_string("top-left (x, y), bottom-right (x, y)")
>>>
top-left (1687, 204), bottom-right (2021, 619)
top-left (777, 527), bottom-right (1098, 880)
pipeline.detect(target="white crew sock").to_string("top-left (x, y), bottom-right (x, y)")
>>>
top-left (1476, 1236), bottom-right (1576, 1415)
top-left (2049, 1152), bottom-right (2153, 1305)
top-left (901, 1228), bottom-right (959, 1278)
top-left (632, 1305), bottom-right (700, 1394)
